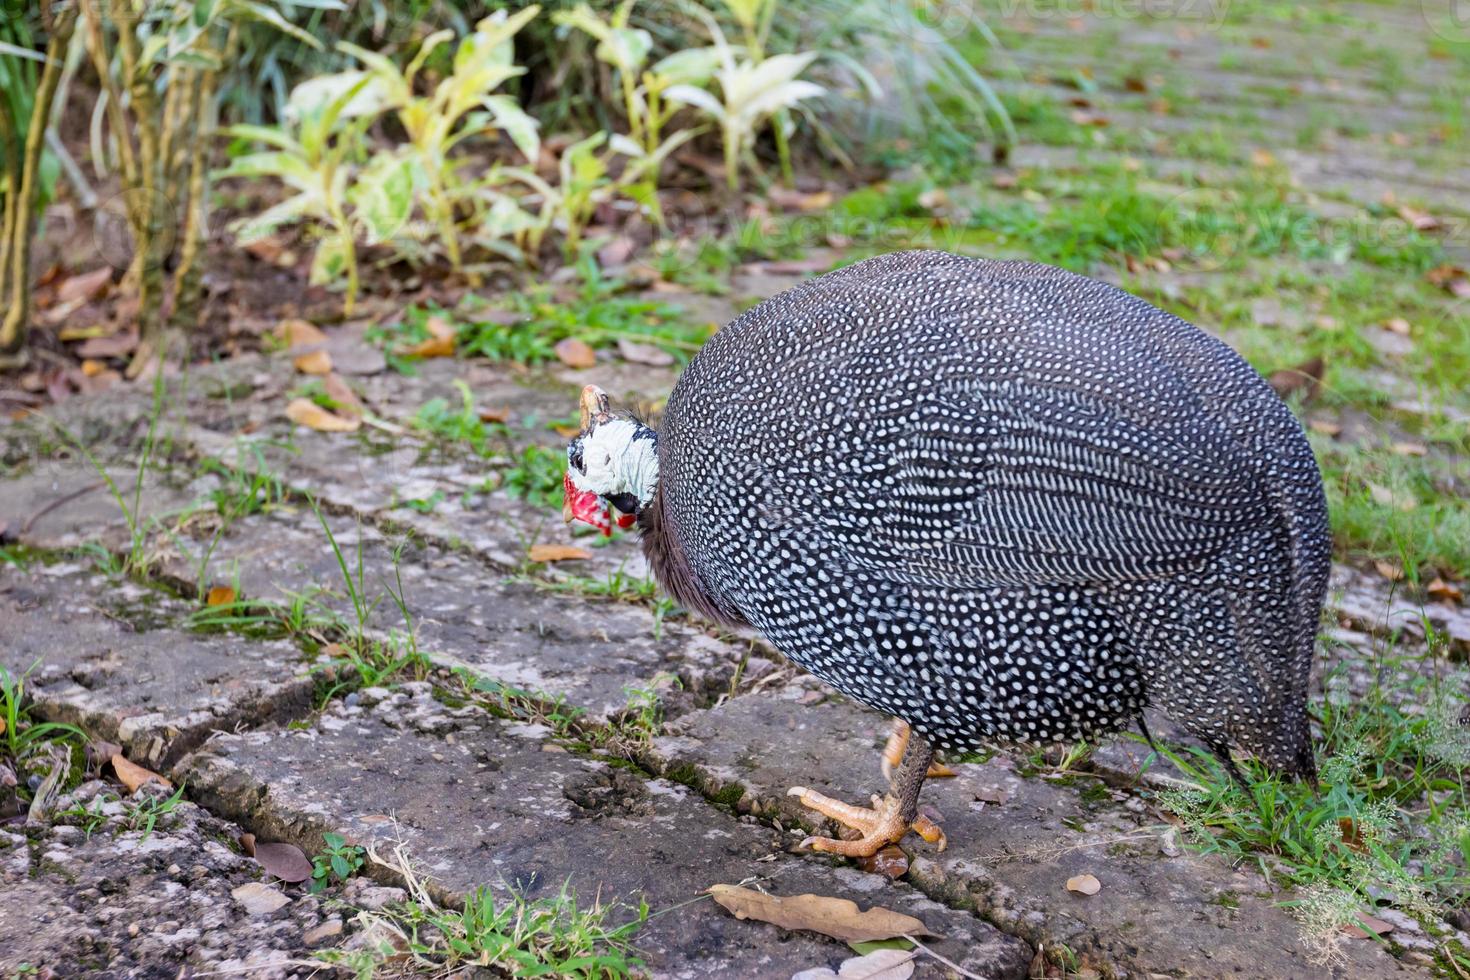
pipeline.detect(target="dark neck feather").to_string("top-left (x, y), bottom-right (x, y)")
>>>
top-left (638, 487), bottom-right (747, 628)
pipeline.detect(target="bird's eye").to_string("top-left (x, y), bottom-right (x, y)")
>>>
top-left (569, 445), bottom-right (585, 473)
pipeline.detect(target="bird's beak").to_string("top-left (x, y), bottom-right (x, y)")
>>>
top-left (563, 472), bottom-right (612, 536)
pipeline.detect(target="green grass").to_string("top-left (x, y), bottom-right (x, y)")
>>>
top-left (411, 379), bottom-right (503, 458)
top-left (1, 662), bottom-right (88, 799)
top-left (501, 444), bottom-right (567, 509)
top-left (372, 262), bottom-right (710, 371)
top-left (319, 872), bottom-right (647, 978)
top-left (1145, 650), bottom-right (1468, 959)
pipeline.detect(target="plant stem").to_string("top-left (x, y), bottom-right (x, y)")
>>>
top-left (0, 4), bottom-right (76, 367)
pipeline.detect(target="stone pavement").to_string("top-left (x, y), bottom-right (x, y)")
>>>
top-left (2, 337), bottom-right (1458, 978)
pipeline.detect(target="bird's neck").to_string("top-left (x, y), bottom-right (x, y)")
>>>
top-left (638, 482), bottom-right (749, 629)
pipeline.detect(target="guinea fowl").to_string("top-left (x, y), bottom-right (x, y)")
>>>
top-left (563, 250), bottom-right (1329, 857)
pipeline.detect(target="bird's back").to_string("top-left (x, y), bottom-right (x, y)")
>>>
top-left (659, 251), bottom-right (1328, 773)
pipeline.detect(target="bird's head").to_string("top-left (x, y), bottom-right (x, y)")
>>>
top-left (563, 385), bottom-right (658, 536)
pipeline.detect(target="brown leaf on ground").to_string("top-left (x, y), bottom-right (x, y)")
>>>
top-left (527, 544), bottom-right (593, 563)
top-left (1065, 874), bottom-right (1102, 896)
top-left (277, 318), bottom-right (329, 348)
top-left (399, 316), bottom-right (456, 358)
top-left (74, 330), bottom-right (139, 360)
top-left (1267, 357), bottom-right (1324, 402)
top-left (1342, 910), bottom-right (1395, 939)
top-left (112, 755), bottom-right (172, 794)
top-left (478, 405), bottom-right (510, 424)
top-left (285, 398), bottom-right (361, 433)
top-left (1373, 559), bottom-right (1405, 582)
top-left (794, 948), bottom-right (918, 980)
top-left (555, 338), bottom-right (596, 369)
top-left (706, 885), bottom-right (932, 942)
top-left (1396, 206), bottom-right (1440, 232)
top-left (1338, 817), bottom-right (1367, 853)
top-left (86, 740), bottom-right (122, 771)
top-left (617, 338), bottom-right (676, 366)
top-left (1308, 418), bottom-right (1342, 436)
top-left (322, 373), bottom-right (365, 416)
top-left (1249, 148), bottom-right (1276, 168)
top-left (1426, 264), bottom-right (1470, 296)
top-left (255, 841), bottom-right (313, 883)
top-left (57, 267), bottom-right (113, 305)
top-left (1367, 482), bottom-right (1415, 511)
top-left (293, 348), bottom-right (333, 375)
top-left (1390, 441), bottom-right (1427, 456)
top-left (856, 844), bottom-right (909, 880)
top-left (206, 585), bottom-right (237, 607)
top-left (1383, 317), bottom-right (1412, 336)
top-left (239, 833), bottom-right (256, 857)
top-left (1427, 578), bottom-right (1463, 603)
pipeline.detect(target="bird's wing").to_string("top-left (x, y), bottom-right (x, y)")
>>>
top-left (762, 347), bottom-right (1276, 590)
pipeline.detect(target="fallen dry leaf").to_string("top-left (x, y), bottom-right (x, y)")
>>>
top-left (527, 544), bottom-right (593, 563)
top-left (1390, 441), bottom-right (1427, 457)
top-left (706, 885), bottom-right (932, 943)
top-left (74, 330), bottom-right (139, 360)
top-left (1267, 356), bottom-right (1324, 402)
top-left (793, 948), bottom-right (917, 980)
top-left (1342, 910), bottom-right (1395, 939)
top-left (1249, 148), bottom-right (1276, 168)
top-left (1308, 418), bottom-right (1342, 436)
top-left (86, 740), bottom-right (122, 771)
top-left (555, 338), bottom-right (596, 369)
top-left (1367, 482), bottom-right (1415, 511)
top-left (206, 585), bottom-right (237, 607)
top-left (1374, 559), bottom-right (1405, 582)
top-left (322, 373), bottom-right (365, 416)
top-left (239, 833), bottom-right (256, 857)
top-left (617, 338), bottom-right (676, 367)
top-left (399, 316), bottom-right (456, 358)
top-left (57, 267), bottom-right (113, 305)
top-left (293, 348), bottom-right (333, 375)
top-left (1427, 578), bottom-right (1463, 603)
top-left (1397, 206), bottom-right (1440, 232)
top-left (1065, 874), bottom-right (1102, 896)
top-left (255, 841), bottom-right (313, 883)
top-left (1383, 317), bottom-right (1412, 336)
top-left (278, 318), bottom-right (328, 348)
top-left (478, 405), bottom-right (510, 424)
top-left (112, 754), bottom-right (172, 794)
top-left (1338, 817), bottom-right (1367, 854)
top-left (285, 398), bottom-right (361, 433)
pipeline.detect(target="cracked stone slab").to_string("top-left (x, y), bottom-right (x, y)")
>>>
top-left (643, 684), bottom-right (1414, 979)
top-left (0, 459), bottom-right (200, 554)
top-left (151, 509), bottom-right (752, 722)
top-left (177, 685), bottom-right (1033, 979)
top-left (0, 780), bottom-right (343, 978)
top-left (0, 562), bottom-right (318, 769)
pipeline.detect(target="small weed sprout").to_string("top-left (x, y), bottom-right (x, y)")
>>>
top-left (124, 783), bottom-right (187, 843)
top-left (311, 831), bottom-right (366, 893)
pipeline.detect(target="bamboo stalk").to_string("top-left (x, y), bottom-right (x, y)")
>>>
top-left (80, 0), bottom-right (135, 188)
top-left (0, 4), bottom-right (77, 366)
top-left (170, 26), bottom-right (235, 330)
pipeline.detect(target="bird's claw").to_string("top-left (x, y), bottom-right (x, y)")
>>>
top-left (787, 786), bottom-right (947, 858)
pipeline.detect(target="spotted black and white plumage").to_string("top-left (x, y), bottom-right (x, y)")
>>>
top-left (607, 251), bottom-right (1329, 775)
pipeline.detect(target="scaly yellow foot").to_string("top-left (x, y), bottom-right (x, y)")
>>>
top-left (787, 786), bottom-right (947, 857)
top-left (881, 720), bottom-right (957, 782)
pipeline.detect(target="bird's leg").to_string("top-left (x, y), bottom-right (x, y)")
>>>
top-left (790, 729), bottom-right (947, 858)
top-left (880, 719), bottom-right (957, 782)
